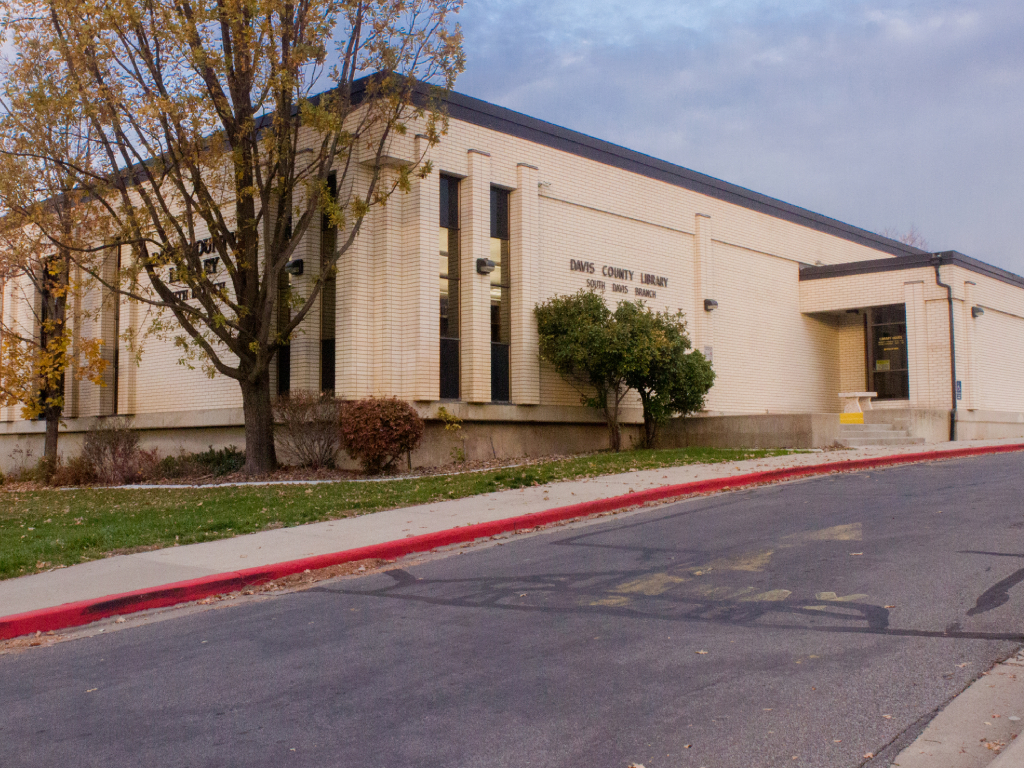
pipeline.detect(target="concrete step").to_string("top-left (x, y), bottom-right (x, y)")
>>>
top-left (864, 419), bottom-right (912, 429)
top-left (838, 436), bottom-right (927, 447)
top-left (839, 423), bottom-right (901, 432)
top-left (840, 432), bottom-right (915, 441)
top-left (840, 427), bottom-right (903, 436)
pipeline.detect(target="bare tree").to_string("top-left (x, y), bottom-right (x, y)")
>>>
top-left (882, 224), bottom-right (929, 251)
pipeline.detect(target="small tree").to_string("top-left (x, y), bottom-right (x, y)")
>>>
top-left (535, 290), bottom-right (630, 451)
top-left (535, 291), bottom-right (715, 451)
top-left (0, 48), bottom-right (108, 468)
top-left (614, 302), bottom-right (714, 447)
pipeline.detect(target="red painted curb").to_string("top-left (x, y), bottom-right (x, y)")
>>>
top-left (3, 442), bottom-right (1024, 641)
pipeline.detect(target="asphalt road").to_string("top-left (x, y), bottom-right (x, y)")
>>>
top-left (3, 453), bottom-right (1024, 768)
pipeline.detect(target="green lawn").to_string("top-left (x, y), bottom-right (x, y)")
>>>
top-left (0, 447), bottom-right (797, 581)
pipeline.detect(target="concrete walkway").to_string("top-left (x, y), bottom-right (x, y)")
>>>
top-left (3, 438), bottom-right (1024, 767)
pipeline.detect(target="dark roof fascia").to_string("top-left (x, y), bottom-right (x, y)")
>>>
top-left (429, 86), bottom-right (927, 259)
top-left (798, 251), bottom-right (1024, 291)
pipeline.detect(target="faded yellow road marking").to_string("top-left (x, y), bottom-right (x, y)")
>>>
top-left (815, 592), bottom-right (869, 602)
top-left (739, 589), bottom-right (791, 602)
top-left (590, 596), bottom-right (631, 607)
top-left (691, 549), bottom-right (774, 575)
top-left (785, 523), bottom-right (862, 544)
top-left (613, 573), bottom-right (689, 596)
top-left (692, 584), bottom-right (756, 600)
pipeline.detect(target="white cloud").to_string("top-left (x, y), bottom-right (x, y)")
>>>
top-left (455, 0), bottom-right (1024, 273)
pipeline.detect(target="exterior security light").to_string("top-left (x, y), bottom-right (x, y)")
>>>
top-left (972, 305), bottom-right (985, 318)
top-left (704, 299), bottom-right (718, 312)
top-left (284, 259), bottom-right (304, 276)
top-left (476, 258), bottom-right (496, 275)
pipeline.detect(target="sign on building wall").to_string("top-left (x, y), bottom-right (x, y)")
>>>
top-left (568, 259), bottom-right (669, 300)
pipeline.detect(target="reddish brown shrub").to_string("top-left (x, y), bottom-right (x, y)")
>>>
top-left (50, 455), bottom-right (96, 487)
top-left (81, 416), bottom-right (141, 484)
top-left (338, 398), bottom-right (424, 475)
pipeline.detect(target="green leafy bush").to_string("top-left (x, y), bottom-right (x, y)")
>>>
top-left (339, 398), bottom-right (424, 475)
top-left (158, 445), bottom-right (245, 478)
top-left (193, 445), bottom-right (246, 476)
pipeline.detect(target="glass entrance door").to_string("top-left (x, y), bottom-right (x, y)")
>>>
top-left (868, 304), bottom-right (909, 400)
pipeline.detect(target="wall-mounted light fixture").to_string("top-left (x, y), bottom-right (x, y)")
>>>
top-left (476, 258), bottom-right (496, 275)
top-left (284, 259), bottom-right (304, 276)
top-left (704, 299), bottom-right (718, 312)
top-left (972, 305), bottom-right (985, 318)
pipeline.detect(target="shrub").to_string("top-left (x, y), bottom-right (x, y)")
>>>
top-left (156, 445), bottom-right (246, 479)
top-left (81, 415), bottom-right (141, 485)
top-left (192, 445), bottom-right (246, 476)
top-left (274, 391), bottom-right (341, 469)
top-left (15, 457), bottom-right (55, 484)
top-left (436, 405), bottom-right (465, 463)
top-left (339, 397), bottom-right (424, 474)
top-left (50, 455), bottom-right (97, 486)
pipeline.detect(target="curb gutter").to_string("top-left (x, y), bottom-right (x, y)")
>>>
top-left (3, 442), bottom-right (1023, 642)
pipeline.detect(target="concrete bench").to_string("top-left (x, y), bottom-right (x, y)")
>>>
top-left (838, 392), bottom-right (877, 413)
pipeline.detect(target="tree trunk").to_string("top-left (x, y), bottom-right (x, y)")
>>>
top-left (604, 387), bottom-right (622, 452)
top-left (241, 373), bottom-right (277, 475)
top-left (39, 251), bottom-right (69, 474)
top-left (642, 416), bottom-right (657, 449)
top-left (607, 417), bottom-right (621, 452)
top-left (44, 406), bottom-right (60, 465)
top-left (639, 392), bottom-right (658, 449)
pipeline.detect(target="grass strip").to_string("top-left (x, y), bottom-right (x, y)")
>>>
top-left (0, 446), bottom-right (797, 581)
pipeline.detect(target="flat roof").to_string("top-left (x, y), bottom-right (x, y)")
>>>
top-left (436, 87), bottom-right (928, 259)
top-left (428, 86), bottom-right (1024, 292)
top-left (798, 251), bottom-right (1024, 291)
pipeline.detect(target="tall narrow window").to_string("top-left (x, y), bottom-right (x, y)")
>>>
top-left (277, 219), bottom-right (292, 396)
top-left (868, 304), bottom-right (909, 399)
top-left (99, 246), bottom-right (120, 414)
top-left (439, 175), bottom-right (460, 399)
top-left (320, 173), bottom-right (337, 393)
top-left (490, 187), bottom-right (510, 402)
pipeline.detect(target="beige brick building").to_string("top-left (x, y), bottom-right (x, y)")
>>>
top-left (3, 87), bottom-right (1024, 468)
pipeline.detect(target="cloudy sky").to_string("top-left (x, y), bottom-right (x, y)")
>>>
top-left (452, 0), bottom-right (1024, 274)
